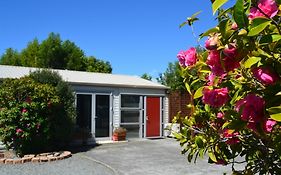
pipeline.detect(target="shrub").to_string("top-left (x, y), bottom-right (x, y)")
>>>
top-left (0, 69), bottom-right (76, 156)
top-left (174, 0), bottom-right (281, 174)
top-left (28, 69), bottom-right (76, 147)
top-left (0, 78), bottom-right (60, 155)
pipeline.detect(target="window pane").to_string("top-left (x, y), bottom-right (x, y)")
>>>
top-left (121, 111), bottom-right (139, 123)
top-left (121, 124), bottom-right (139, 138)
top-left (121, 95), bottom-right (140, 108)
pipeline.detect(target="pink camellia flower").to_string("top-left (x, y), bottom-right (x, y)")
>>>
top-left (207, 50), bottom-right (225, 76)
top-left (21, 108), bottom-right (27, 113)
top-left (249, 0), bottom-right (278, 20)
top-left (223, 129), bottom-right (240, 145)
top-left (205, 34), bottom-right (219, 50)
top-left (203, 87), bottom-right (229, 108)
top-left (16, 128), bottom-right (23, 134)
top-left (217, 112), bottom-right (224, 119)
top-left (177, 47), bottom-right (197, 67)
top-left (264, 119), bottom-right (277, 133)
top-left (252, 66), bottom-right (279, 85)
top-left (223, 44), bottom-right (238, 59)
top-left (207, 73), bottom-right (226, 86)
top-left (223, 56), bottom-right (240, 72)
top-left (235, 94), bottom-right (265, 130)
top-left (231, 22), bottom-right (238, 30)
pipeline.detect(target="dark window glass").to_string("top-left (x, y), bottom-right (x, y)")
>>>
top-left (121, 111), bottom-right (139, 123)
top-left (121, 95), bottom-right (140, 108)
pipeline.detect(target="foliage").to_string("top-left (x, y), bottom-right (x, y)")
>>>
top-left (29, 70), bottom-right (76, 146)
top-left (141, 73), bottom-right (152, 81)
top-left (0, 48), bottom-right (21, 66)
top-left (0, 70), bottom-right (76, 156)
top-left (174, 0), bottom-right (281, 174)
top-left (0, 32), bottom-right (112, 73)
top-left (0, 78), bottom-right (60, 156)
top-left (157, 61), bottom-right (185, 91)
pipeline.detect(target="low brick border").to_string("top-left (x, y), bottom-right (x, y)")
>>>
top-left (0, 151), bottom-right (71, 164)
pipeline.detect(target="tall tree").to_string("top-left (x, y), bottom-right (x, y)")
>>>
top-left (141, 73), bottom-right (152, 81)
top-left (157, 61), bottom-right (184, 90)
top-left (85, 56), bottom-right (112, 73)
top-left (0, 48), bottom-right (21, 66)
top-left (0, 32), bottom-right (112, 73)
top-left (21, 39), bottom-right (40, 67)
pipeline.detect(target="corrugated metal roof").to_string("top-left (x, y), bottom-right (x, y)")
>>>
top-left (0, 65), bottom-right (168, 89)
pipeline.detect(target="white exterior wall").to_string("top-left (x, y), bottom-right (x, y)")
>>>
top-left (71, 84), bottom-right (169, 138)
top-left (112, 92), bottom-right (120, 128)
top-left (163, 96), bottom-right (169, 124)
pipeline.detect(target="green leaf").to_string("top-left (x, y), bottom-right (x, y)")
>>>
top-left (233, 0), bottom-right (248, 29)
top-left (258, 48), bottom-right (273, 58)
top-left (267, 106), bottom-right (281, 114)
top-left (199, 27), bottom-right (219, 39)
top-left (208, 148), bottom-right (217, 162)
top-left (191, 11), bottom-right (202, 19)
top-left (179, 21), bottom-right (187, 28)
top-left (204, 104), bottom-right (210, 112)
top-left (195, 136), bottom-right (204, 148)
top-left (222, 122), bottom-right (230, 129)
top-left (172, 132), bottom-right (183, 140)
top-left (244, 57), bottom-right (261, 68)
top-left (185, 11), bottom-right (202, 26)
top-left (199, 148), bottom-right (205, 158)
top-left (248, 18), bottom-right (271, 36)
top-left (270, 113), bottom-right (281, 122)
top-left (267, 106), bottom-right (281, 121)
top-left (272, 35), bottom-right (281, 42)
top-left (194, 86), bottom-right (204, 99)
top-left (185, 82), bottom-right (192, 95)
top-left (212, 0), bottom-right (229, 15)
top-left (219, 19), bottom-right (230, 38)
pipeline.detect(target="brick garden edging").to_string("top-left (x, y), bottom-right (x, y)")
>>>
top-left (0, 151), bottom-right (71, 164)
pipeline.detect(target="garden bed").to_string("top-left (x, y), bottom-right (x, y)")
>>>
top-left (0, 150), bottom-right (72, 164)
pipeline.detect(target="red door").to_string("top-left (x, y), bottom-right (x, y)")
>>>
top-left (146, 97), bottom-right (160, 137)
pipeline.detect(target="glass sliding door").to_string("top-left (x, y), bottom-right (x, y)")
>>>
top-left (95, 95), bottom-right (110, 137)
top-left (76, 94), bottom-right (92, 132)
top-left (120, 95), bottom-right (142, 138)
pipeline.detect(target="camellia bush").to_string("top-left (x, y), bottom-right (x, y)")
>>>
top-left (173, 0), bottom-right (281, 174)
top-left (0, 70), bottom-right (75, 156)
top-left (0, 77), bottom-right (60, 156)
top-left (29, 70), bottom-right (76, 146)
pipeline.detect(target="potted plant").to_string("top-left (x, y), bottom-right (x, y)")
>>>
top-left (112, 127), bottom-right (126, 141)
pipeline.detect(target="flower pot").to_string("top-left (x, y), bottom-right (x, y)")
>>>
top-left (112, 132), bottom-right (126, 141)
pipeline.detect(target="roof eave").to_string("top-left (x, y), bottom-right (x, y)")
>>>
top-left (69, 81), bottom-right (169, 90)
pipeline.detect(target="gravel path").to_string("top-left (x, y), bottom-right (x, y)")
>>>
top-left (0, 154), bottom-right (115, 175)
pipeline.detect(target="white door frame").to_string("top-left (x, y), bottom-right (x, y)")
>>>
top-left (75, 92), bottom-right (112, 139)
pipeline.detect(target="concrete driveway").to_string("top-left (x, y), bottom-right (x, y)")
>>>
top-left (0, 138), bottom-right (244, 175)
top-left (84, 138), bottom-right (238, 175)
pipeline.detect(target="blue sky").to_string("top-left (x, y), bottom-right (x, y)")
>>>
top-left (0, 0), bottom-right (217, 78)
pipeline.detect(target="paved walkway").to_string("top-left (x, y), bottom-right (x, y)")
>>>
top-left (84, 138), bottom-right (239, 175)
top-left (0, 138), bottom-right (244, 175)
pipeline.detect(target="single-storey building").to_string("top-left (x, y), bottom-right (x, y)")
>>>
top-left (0, 65), bottom-right (169, 141)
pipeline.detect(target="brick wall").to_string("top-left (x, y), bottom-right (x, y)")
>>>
top-left (168, 90), bottom-right (191, 122)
